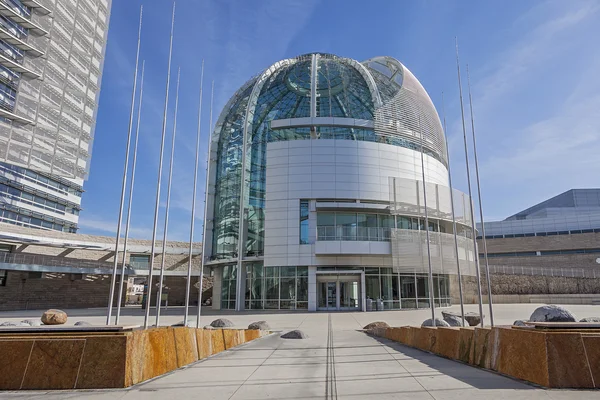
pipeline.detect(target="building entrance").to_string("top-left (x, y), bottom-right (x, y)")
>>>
top-left (317, 274), bottom-right (361, 311)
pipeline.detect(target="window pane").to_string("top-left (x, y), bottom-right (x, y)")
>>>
top-left (366, 275), bottom-right (380, 299)
top-left (281, 266), bottom-right (296, 277)
top-left (280, 278), bottom-right (295, 300)
top-left (400, 275), bottom-right (416, 298)
top-left (297, 277), bottom-right (308, 301)
top-left (265, 277), bottom-right (279, 300)
top-left (317, 212), bottom-right (335, 226)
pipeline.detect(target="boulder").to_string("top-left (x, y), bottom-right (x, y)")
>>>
top-left (281, 330), bottom-right (308, 339)
top-left (443, 315), bottom-right (465, 327)
top-left (41, 309), bottom-right (67, 325)
top-left (441, 311), bottom-right (483, 326)
top-left (21, 319), bottom-right (42, 327)
top-left (210, 318), bottom-right (234, 328)
top-left (513, 320), bottom-right (528, 327)
top-left (74, 321), bottom-right (92, 326)
top-left (248, 321), bottom-right (270, 330)
top-left (421, 318), bottom-right (450, 327)
top-left (203, 325), bottom-right (214, 330)
top-left (363, 321), bottom-right (390, 330)
top-left (529, 305), bottom-right (576, 323)
top-left (580, 317), bottom-right (600, 323)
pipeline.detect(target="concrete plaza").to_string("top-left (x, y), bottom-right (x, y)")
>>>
top-left (1, 304), bottom-right (600, 399)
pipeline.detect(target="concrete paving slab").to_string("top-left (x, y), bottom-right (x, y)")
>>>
top-left (1, 310), bottom-right (600, 399)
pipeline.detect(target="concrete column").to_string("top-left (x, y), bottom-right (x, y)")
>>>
top-left (308, 266), bottom-right (317, 311)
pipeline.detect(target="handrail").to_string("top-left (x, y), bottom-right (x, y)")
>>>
top-left (0, 251), bottom-right (145, 271)
top-left (485, 264), bottom-right (600, 279)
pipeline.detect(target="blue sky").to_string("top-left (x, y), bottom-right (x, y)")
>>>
top-left (79, 0), bottom-right (600, 240)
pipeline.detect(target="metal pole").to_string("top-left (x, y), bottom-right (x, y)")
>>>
top-left (183, 61), bottom-right (204, 326)
top-left (156, 67), bottom-right (181, 328)
top-left (455, 38), bottom-right (485, 327)
top-left (418, 117), bottom-right (436, 323)
top-left (466, 65), bottom-right (494, 327)
top-left (107, 6), bottom-right (143, 325)
top-left (144, 3), bottom-right (175, 329)
top-left (441, 93), bottom-right (465, 326)
top-left (197, 80), bottom-right (214, 328)
top-left (115, 60), bottom-right (146, 325)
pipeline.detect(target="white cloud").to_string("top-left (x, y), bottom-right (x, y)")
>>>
top-left (448, 0), bottom-right (600, 219)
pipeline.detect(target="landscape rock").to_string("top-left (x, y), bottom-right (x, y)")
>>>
top-left (74, 321), bottom-right (92, 326)
top-left (21, 319), bottom-right (42, 327)
top-left (529, 305), bottom-right (576, 323)
top-left (442, 311), bottom-right (483, 326)
top-left (363, 321), bottom-right (390, 330)
top-left (422, 318), bottom-right (450, 327)
top-left (248, 321), bottom-right (270, 330)
top-left (0, 321), bottom-right (28, 327)
top-left (443, 315), bottom-right (466, 327)
top-left (513, 320), bottom-right (528, 327)
top-left (580, 317), bottom-right (600, 323)
top-left (210, 318), bottom-right (234, 328)
top-left (41, 309), bottom-right (68, 325)
top-left (281, 330), bottom-right (308, 339)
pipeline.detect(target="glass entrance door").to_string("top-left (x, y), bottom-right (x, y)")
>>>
top-left (339, 281), bottom-right (359, 310)
top-left (318, 281), bottom-right (337, 310)
top-left (317, 275), bottom-right (361, 311)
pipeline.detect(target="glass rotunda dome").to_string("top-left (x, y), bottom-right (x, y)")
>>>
top-left (210, 53), bottom-right (446, 260)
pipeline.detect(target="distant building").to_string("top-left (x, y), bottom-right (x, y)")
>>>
top-left (0, 0), bottom-right (113, 233)
top-left (477, 189), bottom-right (600, 270)
top-left (0, 222), bottom-right (203, 311)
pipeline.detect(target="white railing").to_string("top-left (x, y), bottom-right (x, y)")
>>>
top-left (486, 264), bottom-right (600, 279)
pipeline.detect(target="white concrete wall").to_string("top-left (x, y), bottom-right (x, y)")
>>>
top-left (264, 139), bottom-right (449, 267)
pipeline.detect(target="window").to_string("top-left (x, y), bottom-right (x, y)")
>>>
top-left (299, 200), bottom-right (309, 244)
top-left (0, 270), bottom-right (6, 286)
top-left (129, 254), bottom-right (150, 269)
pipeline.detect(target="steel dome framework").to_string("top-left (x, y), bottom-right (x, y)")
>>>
top-left (209, 53), bottom-right (447, 261)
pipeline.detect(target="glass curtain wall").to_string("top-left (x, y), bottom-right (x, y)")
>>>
top-left (317, 212), bottom-right (446, 241)
top-left (245, 264), bottom-right (308, 310)
top-left (318, 266), bottom-right (451, 309)
top-left (220, 264), bottom-right (238, 310)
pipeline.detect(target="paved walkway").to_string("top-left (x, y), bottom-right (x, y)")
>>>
top-left (2, 312), bottom-right (600, 399)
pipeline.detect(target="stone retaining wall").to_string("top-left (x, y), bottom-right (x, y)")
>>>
top-left (0, 327), bottom-right (267, 390)
top-left (369, 325), bottom-right (600, 388)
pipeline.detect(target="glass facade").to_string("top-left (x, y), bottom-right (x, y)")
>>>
top-left (210, 53), bottom-right (448, 261)
top-left (242, 264), bottom-right (308, 310)
top-left (318, 266), bottom-right (451, 309)
top-left (316, 211), bottom-right (447, 241)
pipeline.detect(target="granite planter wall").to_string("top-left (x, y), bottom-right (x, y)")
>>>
top-left (0, 327), bottom-right (267, 390)
top-left (368, 325), bottom-right (600, 388)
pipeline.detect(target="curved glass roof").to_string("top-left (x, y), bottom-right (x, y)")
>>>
top-left (209, 53), bottom-right (447, 260)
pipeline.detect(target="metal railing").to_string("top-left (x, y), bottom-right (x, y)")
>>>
top-left (486, 264), bottom-right (600, 279)
top-left (0, 252), bottom-right (133, 271)
top-left (317, 226), bottom-right (392, 241)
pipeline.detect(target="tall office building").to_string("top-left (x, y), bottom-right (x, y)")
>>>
top-left (0, 0), bottom-right (111, 233)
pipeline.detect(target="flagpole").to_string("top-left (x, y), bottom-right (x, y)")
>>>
top-left (466, 65), bottom-right (494, 327)
top-left (183, 61), bottom-right (204, 326)
top-left (456, 37), bottom-right (485, 327)
top-left (116, 60), bottom-right (145, 325)
top-left (144, 2), bottom-right (175, 329)
top-left (156, 67), bottom-right (181, 328)
top-left (418, 116), bottom-right (436, 323)
top-left (197, 80), bottom-right (214, 328)
top-left (107, 6), bottom-right (142, 325)
top-left (442, 92), bottom-right (466, 326)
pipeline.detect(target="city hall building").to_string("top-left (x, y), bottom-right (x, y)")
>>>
top-left (205, 53), bottom-right (478, 312)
